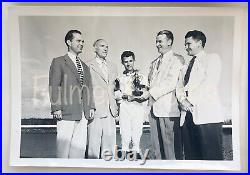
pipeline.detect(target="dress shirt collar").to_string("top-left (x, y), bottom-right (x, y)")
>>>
top-left (162, 50), bottom-right (173, 60)
top-left (96, 56), bottom-right (107, 66)
top-left (68, 52), bottom-right (77, 60)
top-left (194, 50), bottom-right (206, 59)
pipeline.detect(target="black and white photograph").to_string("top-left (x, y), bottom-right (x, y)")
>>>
top-left (3, 3), bottom-right (247, 171)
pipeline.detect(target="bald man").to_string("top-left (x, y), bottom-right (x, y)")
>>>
top-left (87, 39), bottom-right (119, 159)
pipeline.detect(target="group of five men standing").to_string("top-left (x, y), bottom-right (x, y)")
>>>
top-left (49, 29), bottom-right (224, 160)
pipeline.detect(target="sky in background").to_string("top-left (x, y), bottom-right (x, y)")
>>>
top-left (19, 16), bottom-right (233, 119)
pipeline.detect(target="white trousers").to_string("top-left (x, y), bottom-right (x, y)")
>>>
top-left (87, 115), bottom-right (116, 159)
top-left (56, 118), bottom-right (88, 158)
top-left (119, 102), bottom-right (144, 152)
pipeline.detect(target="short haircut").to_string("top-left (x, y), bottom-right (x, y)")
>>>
top-left (185, 30), bottom-right (207, 48)
top-left (121, 51), bottom-right (135, 62)
top-left (157, 30), bottom-right (174, 45)
top-left (93, 39), bottom-right (105, 47)
top-left (64, 30), bottom-right (81, 47)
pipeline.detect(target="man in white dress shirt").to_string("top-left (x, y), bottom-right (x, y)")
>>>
top-left (176, 30), bottom-right (224, 160)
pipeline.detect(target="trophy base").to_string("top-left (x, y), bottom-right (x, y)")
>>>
top-left (132, 90), bottom-right (143, 97)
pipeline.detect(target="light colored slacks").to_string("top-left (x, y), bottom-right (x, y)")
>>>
top-left (119, 101), bottom-right (144, 152)
top-left (56, 118), bottom-right (88, 158)
top-left (87, 115), bottom-right (116, 159)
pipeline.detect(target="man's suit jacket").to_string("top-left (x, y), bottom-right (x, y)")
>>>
top-left (87, 59), bottom-right (118, 118)
top-left (148, 50), bottom-right (184, 117)
top-left (176, 51), bottom-right (224, 126)
top-left (49, 54), bottom-right (95, 121)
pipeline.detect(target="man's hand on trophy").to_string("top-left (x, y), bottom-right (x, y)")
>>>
top-left (127, 95), bottom-right (135, 102)
top-left (121, 94), bottom-right (129, 100)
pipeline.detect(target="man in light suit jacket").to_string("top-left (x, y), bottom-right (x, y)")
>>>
top-left (87, 39), bottom-right (119, 159)
top-left (49, 30), bottom-right (95, 158)
top-left (176, 30), bottom-right (224, 160)
top-left (141, 30), bottom-right (184, 160)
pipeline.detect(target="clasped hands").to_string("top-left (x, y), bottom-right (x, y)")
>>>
top-left (114, 89), bottom-right (150, 103)
top-left (180, 99), bottom-right (193, 112)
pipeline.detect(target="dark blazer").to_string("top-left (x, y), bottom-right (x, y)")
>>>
top-left (49, 54), bottom-right (95, 121)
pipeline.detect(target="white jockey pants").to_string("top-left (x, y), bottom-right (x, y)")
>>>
top-left (119, 101), bottom-right (144, 152)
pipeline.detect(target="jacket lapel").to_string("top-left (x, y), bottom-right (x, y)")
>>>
top-left (64, 54), bottom-right (81, 83)
top-left (187, 53), bottom-right (206, 88)
top-left (89, 59), bottom-right (108, 83)
top-left (107, 61), bottom-right (114, 83)
top-left (149, 56), bottom-right (161, 83)
top-left (151, 54), bottom-right (173, 85)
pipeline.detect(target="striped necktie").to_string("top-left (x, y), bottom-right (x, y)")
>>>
top-left (76, 57), bottom-right (84, 86)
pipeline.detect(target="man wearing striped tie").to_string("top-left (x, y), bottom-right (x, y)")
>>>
top-left (49, 30), bottom-right (95, 158)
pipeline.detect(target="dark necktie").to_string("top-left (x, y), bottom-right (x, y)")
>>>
top-left (156, 55), bottom-right (163, 70)
top-left (184, 56), bottom-right (196, 86)
top-left (76, 57), bottom-right (84, 86)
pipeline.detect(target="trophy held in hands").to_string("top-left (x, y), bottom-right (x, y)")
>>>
top-left (115, 70), bottom-right (149, 103)
top-left (132, 70), bottom-right (146, 97)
